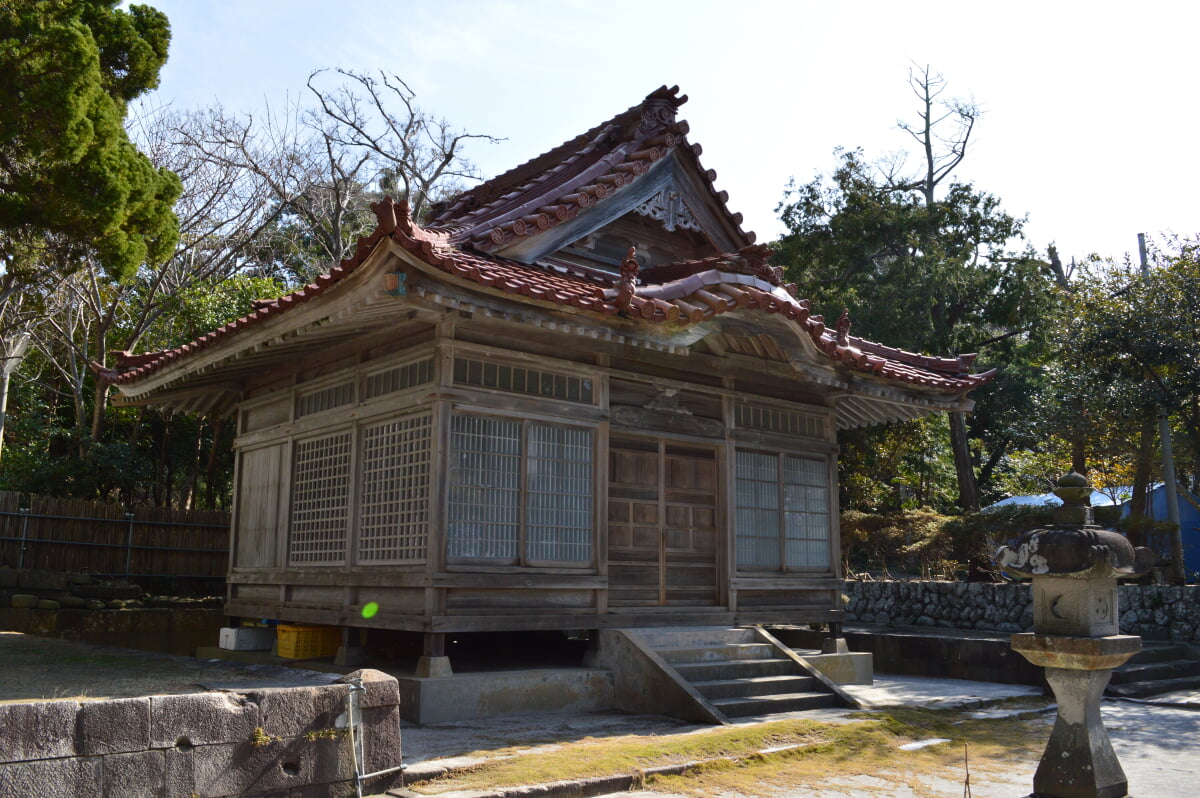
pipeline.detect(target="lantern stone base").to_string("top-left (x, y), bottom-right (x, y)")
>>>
top-left (1011, 633), bottom-right (1140, 670)
top-left (1012, 634), bottom-right (1141, 798)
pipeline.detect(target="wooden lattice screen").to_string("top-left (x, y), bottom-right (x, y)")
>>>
top-left (358, 412), bottom-right (432, 562)
top-left (526, 423), bottom-right (592, 562)
top-left (447, 415), bottom-right (521, 560)
top-left (289, 432), bottom-right (352, 564)
top-left (735, 450), bottom-right (830, 569)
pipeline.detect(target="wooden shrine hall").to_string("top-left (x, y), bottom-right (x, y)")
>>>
top-left (102, 87), bottom-right (992, 696)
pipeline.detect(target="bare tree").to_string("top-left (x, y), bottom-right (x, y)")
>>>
top-left (896, 63), bottom-right (979, 206)
top-left (895, 65), bottom-right (985, 512)
top-left (306, 68), bottom-right (499, 220)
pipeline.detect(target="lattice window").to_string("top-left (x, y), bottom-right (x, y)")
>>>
top-left (447, 415), bottom-right (521, 560)
top-left (365, 358), bottom-right (434, 400)
top-left (782, 455), bottom-right (831, 568)
top-left (735, 404), bottom-right (826, 439)
top-left (735, 450), bottom-right (830, 570)
top-left (296, 381), bottom-right (355, 418)
top-left (453, 357), bottom-right (594, 404)
top-left (527, 424), bottom-right (592, 562)
top-left (447, 413), bottom-right (593, 564)
top-left (357, 412), bottom-right (432, 562)
top-left (289, 432), bottom-right (352, 564)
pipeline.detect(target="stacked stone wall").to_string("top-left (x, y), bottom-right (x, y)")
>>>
top-left (844, 581), bottom-right (1200, 642)
top-left (0, 670), bottom-right (402, 798)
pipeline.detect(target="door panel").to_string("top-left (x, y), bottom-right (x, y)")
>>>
top-left (608, 439), bottom-right (719, 608)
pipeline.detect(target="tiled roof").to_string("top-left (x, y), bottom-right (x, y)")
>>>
top-left (103, 196), bottom-right (993, 394)
top-left (426, 86), bottom-right (756, 253)
top-left (101, 88), bottom-right (993, 397)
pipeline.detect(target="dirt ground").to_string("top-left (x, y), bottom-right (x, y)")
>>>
top-left (0, 631), bottom-right (340, 704)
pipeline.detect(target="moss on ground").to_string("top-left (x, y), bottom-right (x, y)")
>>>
top-left (407, 701), bottom-right (1053, 796)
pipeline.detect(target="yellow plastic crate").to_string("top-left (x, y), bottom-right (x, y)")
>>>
top-left (276, 624), bottom-right (341, 659)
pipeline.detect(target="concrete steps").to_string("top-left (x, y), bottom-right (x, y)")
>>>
top-left (635, 626), bottom-right (842, 719)
top-left (1107, 643), bottom-right (1200, 698)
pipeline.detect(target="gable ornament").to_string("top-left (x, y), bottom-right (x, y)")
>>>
top-left (634, 188), bottom-right (703, 233)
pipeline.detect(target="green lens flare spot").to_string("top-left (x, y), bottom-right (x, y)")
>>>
top-left (361, 601), bottom-right (379, 619)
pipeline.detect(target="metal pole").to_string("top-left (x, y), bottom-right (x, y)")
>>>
top-left (16, 506), bottom-right (29, 569)
top-left (346, 677), bottom-right (363, 798)
top-left (124, 512), bottom-right (136, 578)
top-left (1139, 233), bottom-right (1184, 582)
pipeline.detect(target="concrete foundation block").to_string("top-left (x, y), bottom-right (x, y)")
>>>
top-left (0, 756), bottom-right (101, 798)
top-left (78, 697), bottom-right (151, 755)
top-left (803, 652), bottom-right (874, 685)
top-left (149, 692), bottom-right (259, 749)
top-left (250, 686), bottom-right (347, 738)
top-left (0, 700), bottom-right (80, 763)
top-left (101, 750), bottom-right (166, 798)
top-left (415, 655), bottom-right (452, 678)
top-left (10, 594), bottom-right (38, 609)
top-left (398, 668), bottom-right (614, 725)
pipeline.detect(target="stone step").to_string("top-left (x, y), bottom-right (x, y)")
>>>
top-left (635, 626), bottom-right (759, 648)
top-left (1107, 673), bottom-right (1200, 699)
top-left (673, 657), bottom-right (798, 682)
top-left (1109, 659), bottom-right (1200, 685)
top-left (654, 643), bottom-right (778, 665)
top-left (692, 674), bottom-right (818, 700)
top-left (710, 691), bottom-right (838, 718)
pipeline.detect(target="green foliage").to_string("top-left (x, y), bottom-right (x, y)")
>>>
top-left (838, 415), bottom-right (957, 513)
top-left (1066, 241), bottom-right (1200, 427)
top-left (773, 133), bottom-right (1060, 512)
top-left (0, 0), bottom-right (180, 282)
top-left (141, 273), bottom-right (285, 350)
top-left (773, 149), bottom-right (1050, 356)
top-left (842, 505), bottom-right (1059, 580)
top-left (841, 508), bottom-right (947, 577)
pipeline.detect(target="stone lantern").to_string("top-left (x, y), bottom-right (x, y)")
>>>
top-left (996, 471), bottom-right (1154, 798)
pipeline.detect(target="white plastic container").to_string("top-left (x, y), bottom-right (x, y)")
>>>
top-left (218, 626), bottom-right (276, 651)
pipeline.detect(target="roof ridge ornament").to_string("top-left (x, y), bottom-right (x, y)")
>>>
top-left (637, 85), bottom-right (686, 135)
top-left (836, 309), bottom-right (852, 346)
top-left (616, 247), bottom-right (641, 314)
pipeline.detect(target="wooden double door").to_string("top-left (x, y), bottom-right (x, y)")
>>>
top-left (607, 438), bottom-right (720, 608)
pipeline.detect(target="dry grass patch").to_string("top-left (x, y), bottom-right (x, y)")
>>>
top-left (407, 701), bottom-right (1053, 796)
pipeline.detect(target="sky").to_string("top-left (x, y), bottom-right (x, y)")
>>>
top-left (142, 0), bottom-right (1199, 264)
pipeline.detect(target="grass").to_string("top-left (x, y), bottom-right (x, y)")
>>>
top-left (407, 701), bottom-right (1054, 796)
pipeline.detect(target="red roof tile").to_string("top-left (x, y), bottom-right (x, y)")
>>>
top-left (104, 196), bottom-right (992, 394)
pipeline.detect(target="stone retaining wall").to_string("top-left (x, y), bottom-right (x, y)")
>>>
top-left (844, 581), bottom-right (1200, 642)
top-left (0, 670), bottom-right (402, 798)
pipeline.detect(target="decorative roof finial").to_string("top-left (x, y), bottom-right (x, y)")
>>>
top-left (836, 309), bottom-right (852, 346)
top-left (617, 247), bottom-right (641, 314)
